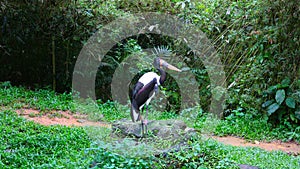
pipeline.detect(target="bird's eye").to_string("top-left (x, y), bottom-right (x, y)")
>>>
top-left (153, 57), bottom-right (160, 67)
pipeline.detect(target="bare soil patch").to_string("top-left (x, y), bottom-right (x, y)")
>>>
top-left (15, 108), bottom-right (299, 155)
top-left (16, 108), bottom-right (110, 128)
top-left (210, 135), bottom-right (300, 156)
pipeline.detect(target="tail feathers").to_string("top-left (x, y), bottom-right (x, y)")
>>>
top-left (131, 102), bottom-right (140, 122)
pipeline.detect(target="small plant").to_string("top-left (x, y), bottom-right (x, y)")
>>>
top-left (28, 112), bottom-right (36, 118)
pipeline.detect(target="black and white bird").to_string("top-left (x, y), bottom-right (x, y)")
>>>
top-left (130, 47), bottom-right (181, 136)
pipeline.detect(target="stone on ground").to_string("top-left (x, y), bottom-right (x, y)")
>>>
top-left (112, 119), bottom-right (194, 139)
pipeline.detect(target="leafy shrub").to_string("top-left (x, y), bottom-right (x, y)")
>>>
top-left (262, 78), bottom-right (300, 124)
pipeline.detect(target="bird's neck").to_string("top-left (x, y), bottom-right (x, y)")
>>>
top-left (158, 68), bottom-right (166, 85)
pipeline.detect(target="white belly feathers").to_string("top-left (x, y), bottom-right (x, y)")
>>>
top-left (138, 72), bottom-right (160, 86)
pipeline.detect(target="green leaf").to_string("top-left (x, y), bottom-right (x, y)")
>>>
top-left (267, 103), bottom-right (280, 115)
top-left (297, 80), bottom-right (300, 88)
top-left (262, 100), bottom-right (274, 108)
top-left (275, 89), bottom-right (285, 105)
top-left (285, 97), bottom-right (296, 108)
top-left (290, 113), bottom-right (296, 122)
top-left (181, 67), bottom-right (190, 71)
top-left (278, 83), bottom-right (290, 89)
top-left (295, 110), bottom-right (300, 120)
top-left (281, 78), bottom-right (290, 85)
top-left (73, 36), bottom-right (80, 41)
top-left (267, 85), bottom-right (277, 94)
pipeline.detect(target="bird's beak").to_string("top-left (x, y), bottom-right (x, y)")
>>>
top-left (159, 59), bottom-right (182, 72)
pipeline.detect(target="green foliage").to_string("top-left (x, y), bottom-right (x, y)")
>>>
top-left (86, 145), bottom-right (154, 169)
top-left (214, 109), bottom-right (300, 142)
top-left (220, 141), bottom-right (300, 169)
top-left (1, 0), bottom-right (299, 119)
top-left (215, 112), bottom-right (282, 141)
top-left (210, 0), bottom-right (300, 134)
top-left (98, 101), bottom-right (128, 122)
top-left (0, 110), bottom-right (91, 168)
top-left (158, 139), bottom-right (238, 169)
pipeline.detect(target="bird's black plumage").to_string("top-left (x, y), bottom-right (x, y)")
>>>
top-left (133, 79), bottom-right (157, 108)
top-left (131, 78), bottom-right (158, 122)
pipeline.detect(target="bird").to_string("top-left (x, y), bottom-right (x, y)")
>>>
top-left (130, 47), bottom-right (182, 137)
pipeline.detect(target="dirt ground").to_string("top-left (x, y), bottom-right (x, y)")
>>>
top-left (15, 108), bottom-right (299, 155)
top-left (210, 135), bottom-right (300, 156)
top-left (15, 108), bottom-right (110, 128)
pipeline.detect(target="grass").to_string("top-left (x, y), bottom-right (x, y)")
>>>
top-left (0, 82), bottom-right (75, 112)
top-left (0, 82), bottom-right (300, 168)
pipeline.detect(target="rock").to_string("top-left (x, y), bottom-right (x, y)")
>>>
top-left (112, 119), bottom-right (194, 140)
top-left (112, 119), bottom-right (144, 138)
top-left (77, 119), bottom-right (86, 123)
top-left (111, 119), bottom-right (198, 157)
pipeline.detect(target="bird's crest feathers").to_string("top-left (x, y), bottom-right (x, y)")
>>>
top-left (153, 46), bottom-right (172, 58)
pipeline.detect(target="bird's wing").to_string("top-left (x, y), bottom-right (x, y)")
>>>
top-left (133, 78), bottom-right (157, 108)
top-left (132, 82), bottom-right (144, 100)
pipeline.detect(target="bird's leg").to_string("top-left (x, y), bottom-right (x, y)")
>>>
top-left (143, 105), bottom-right (149, 137)
top-left (141, 120), bottom-right (144, 137)
top-left (139, 108), bottom-right (149, 138)
top-left (139, 115), bottom-right (145, 137)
